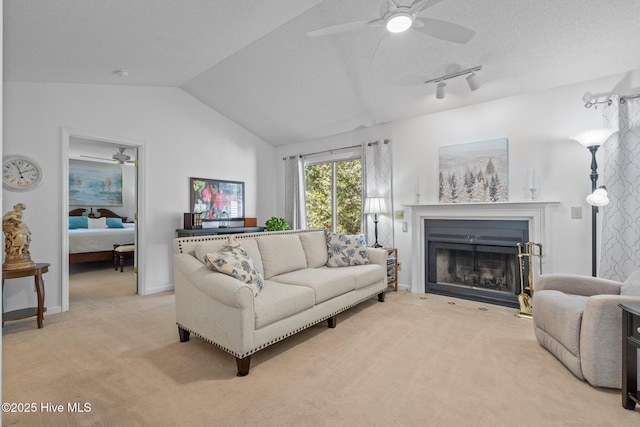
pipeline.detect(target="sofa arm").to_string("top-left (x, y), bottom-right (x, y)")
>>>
top-left (174, 253), bottom-right (255, 308)
top-left (535, 274), bottom-right (622, 297)
top-left (367, 247), bottom-right (387, 268)
top-left (580, 294), bottom-right (640, 388)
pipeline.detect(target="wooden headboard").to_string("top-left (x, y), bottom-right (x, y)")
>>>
top-left (68, 208), bottom-right (129, 222)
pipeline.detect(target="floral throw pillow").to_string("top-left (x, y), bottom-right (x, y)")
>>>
top-left (326, 232), bottom-right (370, 267)
top-left (205, 237), bottom-right (264, 296)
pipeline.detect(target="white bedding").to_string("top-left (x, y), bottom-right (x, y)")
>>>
top-left (69, 223), bottom-right (135, 254)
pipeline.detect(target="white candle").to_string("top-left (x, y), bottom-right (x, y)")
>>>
top-left (528, 169), bottom-right (536, 189)
top-left (416, 177), bottom-right (420, 194)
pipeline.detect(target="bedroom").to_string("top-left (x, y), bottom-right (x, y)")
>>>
top-left (67, 136), bottom-right (138, 298)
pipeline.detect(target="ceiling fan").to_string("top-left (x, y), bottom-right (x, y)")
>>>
top-left (307, 0), bottom-right (475, 44)
top-left (80, 147), bottom-right (135, 165)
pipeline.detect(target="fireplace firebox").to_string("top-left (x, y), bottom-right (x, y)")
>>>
top-left (425, 219), bottom-right (529, 308)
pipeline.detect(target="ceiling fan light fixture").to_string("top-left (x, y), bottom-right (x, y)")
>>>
top-left (436, 82), bottom-right (446, 99)
top-left (386, 12), bottom-right (413, 33)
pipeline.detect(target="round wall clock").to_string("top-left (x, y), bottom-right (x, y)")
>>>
top-left (2, 155), bottom-right (44, 191)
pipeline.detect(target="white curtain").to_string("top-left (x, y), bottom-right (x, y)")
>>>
top-left (363, 139), bottom-right (394, 248)
top-left (284, 155), bottom-right (306, 230)
top-left (600, 96), bottom-right (640, 280)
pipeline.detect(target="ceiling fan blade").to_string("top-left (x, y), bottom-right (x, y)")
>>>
top-left (306, 20), bottom-right (371, 37)
top-left (412, 17), bottom-right (475, 44)
top-left (409, 0), bottom-right (429, 14)
top-left (413, 0), bottom-right (446, 12)
top-left (386, 0), bottom-right (399, 11)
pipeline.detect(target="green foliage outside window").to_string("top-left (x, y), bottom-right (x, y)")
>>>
top-left (304, 159), bottom-right (362, 234)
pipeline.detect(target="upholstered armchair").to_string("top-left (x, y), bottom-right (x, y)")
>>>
top-left (532, 271), bottom-right (640, 389)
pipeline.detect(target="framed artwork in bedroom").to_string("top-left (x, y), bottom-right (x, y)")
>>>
top-left (189, 177), bottom-right (245, 221)
top-left (69, 159), bottom-right (123, 206)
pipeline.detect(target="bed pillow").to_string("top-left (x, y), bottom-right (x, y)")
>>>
top-left (88, 217), bottom-right (107, 229)
top-left (69, 216), bottom-right (88, 229)
top-left (204, 236), bottom-right (264, 296)
top-left (106, 218), bottom-right (125, 228)
top-left (326, 232), bottom-right (370, 267)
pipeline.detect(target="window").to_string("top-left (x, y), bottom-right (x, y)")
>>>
top-left (304, 157), bottom-right (362, 234)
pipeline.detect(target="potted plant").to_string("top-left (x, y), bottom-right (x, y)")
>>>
top-left (265, 217), bottom-right (290, 231)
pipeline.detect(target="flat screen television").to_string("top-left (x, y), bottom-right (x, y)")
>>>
top-left (189, 177), bottom-right (245, 221)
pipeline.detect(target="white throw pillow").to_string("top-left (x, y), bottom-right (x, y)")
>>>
top-left (88, 217), bottom-right (107, 229)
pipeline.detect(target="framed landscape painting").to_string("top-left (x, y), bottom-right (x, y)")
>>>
top-left (69, 159), bottom-right (123, 206)
top-left (439, 138), bottom-right (509, 203)
top-left (190, 177), bottom-right (245, 221)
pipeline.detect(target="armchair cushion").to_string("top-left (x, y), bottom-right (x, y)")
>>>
top-left (622, 270), bottom-right (640, 296)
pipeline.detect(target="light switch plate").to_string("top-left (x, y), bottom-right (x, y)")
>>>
top-left (571, 206), bottom-right (582, 219)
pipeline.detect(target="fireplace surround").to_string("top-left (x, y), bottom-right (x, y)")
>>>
top-left (405, 202), bottom-right (559, 303)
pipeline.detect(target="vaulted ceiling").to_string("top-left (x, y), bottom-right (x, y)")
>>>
top-left (5, 0), bottom-right (640, 146)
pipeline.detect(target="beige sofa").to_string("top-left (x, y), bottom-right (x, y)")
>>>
top-left (173, 229), bottom-right (388, 376)
top-left (532, 272), bottom-right (640, 388)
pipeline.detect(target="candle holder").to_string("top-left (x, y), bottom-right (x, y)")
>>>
top-left (529, 188), bottom-right (537, 200)
top-left (415, 192), bottom-right (421, 204)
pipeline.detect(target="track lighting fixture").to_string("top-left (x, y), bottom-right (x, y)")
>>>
top-left (436, 82), bottom-right (446, 99)
top-left (425, 65), bottom-right (482, 100)
top-left (466, 72), bottom-right (479, 91)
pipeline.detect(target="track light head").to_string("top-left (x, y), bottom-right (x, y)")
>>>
top-left (466, 72), bottom-right (479, 91)
top-left (436, 82), bottom-right (446, 99)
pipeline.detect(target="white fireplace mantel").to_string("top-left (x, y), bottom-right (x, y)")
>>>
top-left (404, 201), bottom-right (560, 294)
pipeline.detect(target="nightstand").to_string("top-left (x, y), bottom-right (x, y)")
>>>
top-left (385, 248), bottom-right (398, 292)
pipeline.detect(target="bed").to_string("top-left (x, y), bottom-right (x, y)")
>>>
top-left (68, 208), bottom-right (135, 264)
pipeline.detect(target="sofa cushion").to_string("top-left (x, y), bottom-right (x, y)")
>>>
top-left (204, 237), bottom-right (264, 296)
top-left (196, 238), bottom-right (264, 277)
top-left (271, 268), bottom-right (355, 304)
top-left (320, 264), bottom-right (384, 289)
top-left (254, 280), bottom-right (315, 329)
top-left (257, 234), bottom-right (307, 279)
top-left (299, 231), bottom-right (328, 268)
top-left (533, 290), bottom-right (588, 357)
top-left (326, 232), bottom-right (370, 267)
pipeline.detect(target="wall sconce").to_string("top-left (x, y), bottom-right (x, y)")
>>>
top-left (572, 127), bottom-right (617, 276)
top-left (363, 197), bottom-right (388, 248)
top-left (425, 65), bottom-right (482, 100)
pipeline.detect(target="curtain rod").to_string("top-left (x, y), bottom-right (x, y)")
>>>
top-left (281, 139), bottom-right (391, 160)
top-left (584, 93), bottom-right (640, 108)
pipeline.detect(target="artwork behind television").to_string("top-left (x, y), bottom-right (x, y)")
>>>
top-left (69, 160), bottom-right (123, 206)
top-left (438, 138), bottom-right (509, 203)
top-left (190, 177), bottom-right (245, 221)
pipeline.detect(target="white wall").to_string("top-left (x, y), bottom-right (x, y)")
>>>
top-left (276, 72), bottom-right (636, 288)
top-left (3, 82), bottom-right (277, 314)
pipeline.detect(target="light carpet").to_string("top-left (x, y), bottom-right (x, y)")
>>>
top-left (2, 264), bottom-right (639, 426)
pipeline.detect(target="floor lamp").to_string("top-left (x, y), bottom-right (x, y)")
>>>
top-left (364, 197), bottom-right (388, 248)
top-left (573, 128), bottom-right (616, 277)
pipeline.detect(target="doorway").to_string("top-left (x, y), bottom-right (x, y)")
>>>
top-left (61, 128), bottom-right (145, 312)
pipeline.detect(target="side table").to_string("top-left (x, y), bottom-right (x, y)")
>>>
top-left (619, 302), bottom-right (640, 410)
top-left (385, 248), bottom-right (398, 292)
top-left (2, 263), bottom-right (49, 329)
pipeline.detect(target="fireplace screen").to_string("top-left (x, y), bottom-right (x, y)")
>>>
top-left (425, 219), bottom-right (529, 308)
top-left (434, 244), bottom-right (517, 294)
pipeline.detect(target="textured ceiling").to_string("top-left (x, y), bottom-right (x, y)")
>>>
top-left (5, 0), bottom-right (640, 146)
